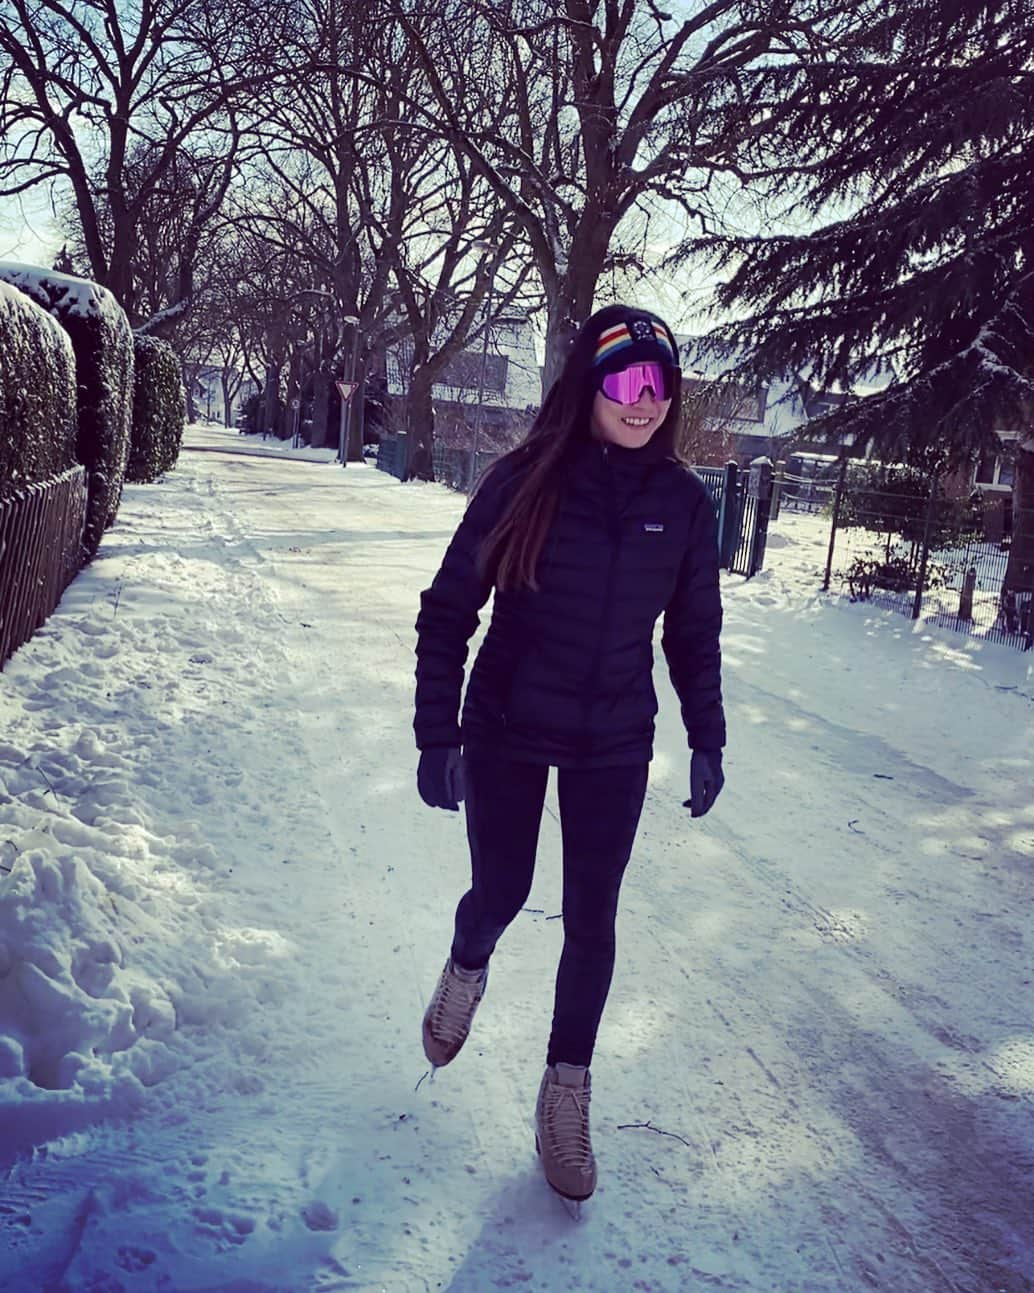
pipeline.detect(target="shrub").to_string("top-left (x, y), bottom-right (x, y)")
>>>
top-left (0, 263), bottom-right (133, 557)
top-left (237, 391), bottom-right (262, 434)
top-left (127, 335), bottom-right (185, 482)
top-left (0, 283), bottom-right (77, 499)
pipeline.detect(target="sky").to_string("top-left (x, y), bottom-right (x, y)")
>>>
top-left (0, 190), bottom-right (63, 267)
top-left (1, 425), bottom-right (1032, 1291)
top-left (0, 181), bottom-right (719, 341)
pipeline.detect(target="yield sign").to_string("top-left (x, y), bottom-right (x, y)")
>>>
top-left (335, 381), bottom-right (359, 401)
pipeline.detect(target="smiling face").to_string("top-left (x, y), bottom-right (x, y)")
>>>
top-left (590, 386), bottom-right (671, 449)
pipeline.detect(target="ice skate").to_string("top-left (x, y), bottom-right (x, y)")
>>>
top-left (535, 1062), bottom-right (597, 1202)
top-left (421, 958), bottom-right (487, 1068)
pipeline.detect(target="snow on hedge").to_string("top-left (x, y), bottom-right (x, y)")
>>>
top-left (0, 262), bottom-right (133, 557)
top-left (0, 281), bottom-right (78, 497)
top-left (0, 261), bottom-right (116, 320)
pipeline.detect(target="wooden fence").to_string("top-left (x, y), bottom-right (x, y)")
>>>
top-left (0, 466), bottom-right (88, 669)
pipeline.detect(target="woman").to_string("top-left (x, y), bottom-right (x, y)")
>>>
top-left (413, 304), bottom-right (725, 1203)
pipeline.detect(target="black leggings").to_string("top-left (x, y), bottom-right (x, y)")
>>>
top-left (451, 745), bottom-right (649, 1067)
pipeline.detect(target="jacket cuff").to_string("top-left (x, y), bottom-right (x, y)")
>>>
top-left (415, 725), bottom-right (462, 750)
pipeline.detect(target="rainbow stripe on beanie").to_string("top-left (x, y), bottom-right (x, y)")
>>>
top-left (593, 318), bottom-right (676, 366)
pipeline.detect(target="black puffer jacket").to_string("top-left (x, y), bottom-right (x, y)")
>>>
top-left (414, 435), bottom-right (725, 768)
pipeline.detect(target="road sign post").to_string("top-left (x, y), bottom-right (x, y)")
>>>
top-left (336, 381), bottom-right (359, 464)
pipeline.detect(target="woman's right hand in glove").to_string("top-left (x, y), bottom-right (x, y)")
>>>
top-left (417, 747), bottom-right (466, 811)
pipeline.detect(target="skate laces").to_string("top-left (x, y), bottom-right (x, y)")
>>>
top-left (429, 964), bottom-right (483, 1045)
top-left (542, 1082), bottom-right (593, 1168)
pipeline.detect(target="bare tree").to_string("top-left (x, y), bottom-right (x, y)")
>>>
top-left (175, 236), bottom-right (260, 425)
top-left (0, 0), bottom-right (285, 326)
top-left (56, 135), bottom-right (246, 334)
top-left (238, 0), bottom-right (536, 473)
top-left (679, 379), bottom-right (740, 467)
top-left (372, 63), bottom-right (538, 479)
top-left (392, 0), bottom-right (833, 389)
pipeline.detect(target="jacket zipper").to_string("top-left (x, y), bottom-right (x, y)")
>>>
top-left (579, 443), bottom-right (622, 749)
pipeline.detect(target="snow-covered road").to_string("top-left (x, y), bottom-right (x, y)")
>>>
top-left (1, 427), bottom-right (1032, 1292)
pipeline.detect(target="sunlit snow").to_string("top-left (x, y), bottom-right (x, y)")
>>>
top-left (1, 424), bottom-right (1031, 1291)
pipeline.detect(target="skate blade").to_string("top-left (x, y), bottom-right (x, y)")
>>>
top-left (559, 1196), bottom-right (583, 1222)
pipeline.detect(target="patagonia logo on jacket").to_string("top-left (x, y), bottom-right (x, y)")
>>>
top-left (643, 522), bottom-right (665, 533)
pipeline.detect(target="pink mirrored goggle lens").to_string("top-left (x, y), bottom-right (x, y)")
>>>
top-left (599, 362), bottom-right (677, 404)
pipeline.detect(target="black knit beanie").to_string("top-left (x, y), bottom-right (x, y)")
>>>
top-left (580, 304), bottom-right (680, 378)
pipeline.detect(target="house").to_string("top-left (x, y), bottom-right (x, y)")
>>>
top-left (677, 335), bottom-right (894, 465)
top-left (186, 363), bottom-right (259, 427)
top-left (968, 428), bottom-right (1021, 543)
top-left (385, 314), bottom-right (541, 451)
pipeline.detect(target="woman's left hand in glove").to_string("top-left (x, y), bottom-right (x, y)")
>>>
top-left (682, 749), bottom-right (724, 818)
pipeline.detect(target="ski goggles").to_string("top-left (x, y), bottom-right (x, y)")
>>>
top-left (598, 361), bottom-right (678, 405)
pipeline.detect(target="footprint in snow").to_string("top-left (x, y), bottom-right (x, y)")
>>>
top-left (302, 1200), bottom-right (339, 1232)
top-left (116, 1244), bottom-right (157, 1272)
top-left (193, 1204), bottom-right (256, 1245)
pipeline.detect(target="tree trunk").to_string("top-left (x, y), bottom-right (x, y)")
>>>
top-left (220, 368), bottom-right (243, 427)
top-left (263, 361), bottom-right (280, 437)
top-left (311, 369), bottom-right (333, 448)
top-left (406, 368), bottom-right (437, 482)
top-left (542, 301), bottom-right (578, 396)
top-left (1004, 440), bottom-right (1034, 596)
top-left (182, 360), bottom-right (198, 422)
top-left (540, 237), bottom-right (613, 395)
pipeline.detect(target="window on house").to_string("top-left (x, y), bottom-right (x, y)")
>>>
top-left (975, 454), bottom-right (997, 485)
top-left (974, 443), bottom-right (1017, 488)
top-left (440, 350), bottom-right (508, 394)
top-left (685, 377), bottom-right (764, 424)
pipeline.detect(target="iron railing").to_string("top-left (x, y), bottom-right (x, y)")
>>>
top-left (821, 469), bottom-right (1032, 651)
top-left (378, 438), bottom-right (771, 578)
top-left (0, 467), bottom-right (88, 669)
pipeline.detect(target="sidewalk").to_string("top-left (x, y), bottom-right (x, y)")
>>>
top-left (0, 442), bottom-right (1031, 1291)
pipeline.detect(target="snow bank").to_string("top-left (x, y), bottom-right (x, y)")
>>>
top-left (0, 723), bottom-right (242, 1102)
top-left (0, 488), bottom-right (301, 1136)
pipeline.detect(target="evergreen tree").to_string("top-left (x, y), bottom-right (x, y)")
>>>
top-left (692, 0), bottom-right (1034, 466)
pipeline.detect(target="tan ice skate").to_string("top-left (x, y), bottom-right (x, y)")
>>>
top-left (421, 958), bottom-right (487, 1068)
top-left (535, 1062), bottom-right (597, 1203)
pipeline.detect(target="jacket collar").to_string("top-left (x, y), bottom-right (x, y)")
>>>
top-left (574, 431), bottom-right (673, 473)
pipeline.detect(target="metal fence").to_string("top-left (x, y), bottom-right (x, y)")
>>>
top-left (376, 434), bottom-right (500, 491)
top-left (377, 436), bottom-right (772, 578)
top-left (818, 465), bottom-right (1032, 651)
top-left (0, 466), bottom-right (88, 669)
top-left (695, 460), bottom-right (772, 577)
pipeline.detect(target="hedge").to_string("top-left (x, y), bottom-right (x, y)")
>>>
top-left (127, 334), bottom-right (185, 483)
top-left (0, 263), bottom-right (133, 558)
top-left (0, 282), bottom-right (77, 500)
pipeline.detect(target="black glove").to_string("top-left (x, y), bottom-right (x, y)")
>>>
top-left (683, 749), bottom-right (724, 818)
top-left (417, 747), bottom-right (466, 811)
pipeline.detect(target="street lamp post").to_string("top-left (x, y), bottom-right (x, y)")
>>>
top-left (467, 277), bottom-right (496, 496)
top-left (338, 315), bottom-right (360, 464)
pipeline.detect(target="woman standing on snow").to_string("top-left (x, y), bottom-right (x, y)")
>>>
top-left (413, 304), bottom-right (725, 1203)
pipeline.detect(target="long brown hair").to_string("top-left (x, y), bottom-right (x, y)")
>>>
top-left (476, 305), bottom-right (683, 592)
